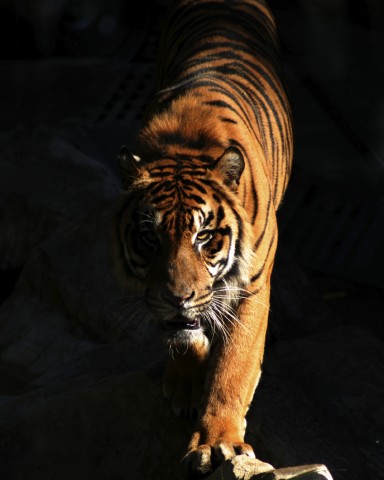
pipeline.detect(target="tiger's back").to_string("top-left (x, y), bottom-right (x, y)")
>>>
top-left (149, 0), bottom-right (292, 203)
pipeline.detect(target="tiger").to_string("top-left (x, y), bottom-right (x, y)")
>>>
top-left (113, 0), bottom-right (293, 477)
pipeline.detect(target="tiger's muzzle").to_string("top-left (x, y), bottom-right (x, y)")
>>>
top-left (164, 315), bottom-right (202, 331)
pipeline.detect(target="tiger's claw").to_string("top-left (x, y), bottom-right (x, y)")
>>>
top-left (183, 441), bottom-right (255, 478)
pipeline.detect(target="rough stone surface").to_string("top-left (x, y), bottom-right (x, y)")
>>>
top-left (0, 127), bottom-right (120, 270)
top-left (208, 457), bottom-right (333, 480)
top-left (1, 128), bottom-right (383, 480)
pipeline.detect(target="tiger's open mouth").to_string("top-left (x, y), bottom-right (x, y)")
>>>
top-left (164, 316), bottom-right (201, 331)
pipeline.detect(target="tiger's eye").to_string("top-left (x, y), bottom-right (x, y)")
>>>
top-left (196, 230), bottom-right (213, 243)
top-left (141, 230), bottom-right (159, 248)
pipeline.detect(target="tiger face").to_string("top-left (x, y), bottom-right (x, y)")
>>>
top-left (115, 146), bottom-right (255, 346)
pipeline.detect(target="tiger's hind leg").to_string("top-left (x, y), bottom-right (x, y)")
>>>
top-left (163, 334), bottom-right (210, 417)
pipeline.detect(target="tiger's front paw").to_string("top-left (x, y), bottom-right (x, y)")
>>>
top-left (183, 440), bottom-right (255, 478)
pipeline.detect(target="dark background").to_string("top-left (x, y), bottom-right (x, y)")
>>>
top-left (0, 0), bottom-right (383, 479)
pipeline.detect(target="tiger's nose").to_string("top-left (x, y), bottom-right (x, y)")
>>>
top-left (166, 290), bottom-right (195, 307)
top-left (175, 291), bottom-right (195, 306)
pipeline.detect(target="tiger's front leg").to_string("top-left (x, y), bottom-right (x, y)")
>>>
top-left (183, 285), bottom-right (270, 478)
top-left (163, 333), bottom-right (210, 418)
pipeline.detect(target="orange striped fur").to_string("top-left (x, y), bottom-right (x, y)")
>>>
top-left (114, 0), bottom-right (293, 476)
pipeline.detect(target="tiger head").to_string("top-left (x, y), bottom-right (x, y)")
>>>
top-left (114, 145), bottom-right (255, 346)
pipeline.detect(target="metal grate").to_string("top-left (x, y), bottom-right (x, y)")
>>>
top-left (93, 63), bottom-right (155, 123)
top-left (69, 62), bottom-right (156, 176)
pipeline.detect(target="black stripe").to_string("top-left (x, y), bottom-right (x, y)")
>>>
top-left (182, 178), bottom-right (207, 194)
top-left (199, 178), bottom-right (237, 209)
top-left (204, 99), bottom-right (238, 114)
top-left (187, 193), bottom-right (206, 204)
top-left (152, 193), bottom-right (174, 205)
top-left (216, 205), bottom-right (225, 224)
top-left (220, 116), bottom-right (237, 124)
top-left (148, 180), bottom-right (172, 197)
top-left (250, 229), bottom-right (277, 282)
top-left (203, 210), bottom-right (214, 227)
top-left (254, 194), bottom-right (272, 251)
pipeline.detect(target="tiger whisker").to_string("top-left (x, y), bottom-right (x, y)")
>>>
top-left (207, 304), bottom-right (231, 345)
top-left (211, 299), bottom-right (251, 336)
top-left (211, 301), bottom-right (238, 330)
top-left (109, 297), bottom-right (146, 318)
top-left (214, 286), bottom-right (251, 297)
top-left (213, 295), bottom-right (270, 311)
top-left (138, 219), bottom-right (154, 226)
top-left (201, 310), bottom-right (218, 348)
top-left (168, 342), bottom-right (176, 360)
top-left (215, 294), bottom-right (249, 300)
top-left (107, 297), bottom-right (150, 339)
top-left (213, 288), bottom-right (270, 311)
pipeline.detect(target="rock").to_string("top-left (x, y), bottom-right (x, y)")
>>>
top-left (207, 455), bottom-right (274, 480)
top-left (269, 464), bottom-right (332, 480)
top-left (0, 127), bottom-right (120, 270)
top-left (0, 369), bottom-right (189, 480)
top-left (208, 456), bottom-right (332, 480)
top-left (208, 455), bottom-right (274, 479)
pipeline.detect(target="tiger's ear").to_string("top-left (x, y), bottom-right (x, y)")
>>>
top-left (214, 147), bottom-right (245, 191)
top-left (118, 145), bottom-right (141, 189)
